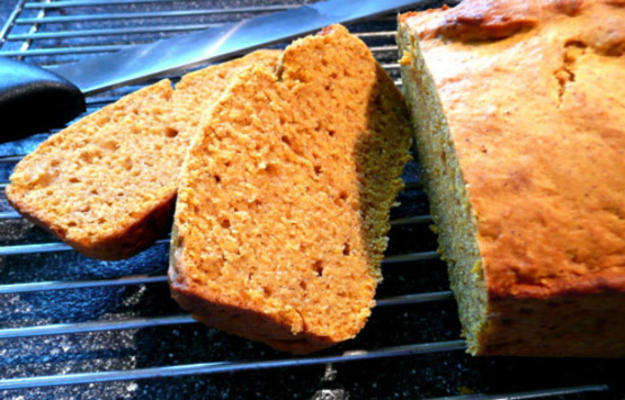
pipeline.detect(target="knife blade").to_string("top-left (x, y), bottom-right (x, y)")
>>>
top-left (50, 0), bottom-right (425, 95)
top-left (2, 0), bottom-right (432, 141)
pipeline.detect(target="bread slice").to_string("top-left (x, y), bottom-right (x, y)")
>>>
top-left (6, 50), bottom-right (280, 260)
top-left (168, 25), bottom-right (413, 354)
top-left (398, 0), bottom-right (625, 356)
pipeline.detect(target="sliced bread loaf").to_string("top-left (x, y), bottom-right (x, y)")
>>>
top-left (6, 50), bottom-right (280, 260)
top-left (168, 25), bottom-right (413, 353)
top-left (398, 0), bottom-right (625, 356)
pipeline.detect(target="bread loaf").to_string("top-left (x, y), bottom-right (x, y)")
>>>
top-left (398, 0), bottom-right (625, 356)
top-left (169, 25), bottom-right (413, 353)
top-left (6, 50), bottom-right (279, 260)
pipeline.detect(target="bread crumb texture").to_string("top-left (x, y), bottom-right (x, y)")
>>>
top-left (169, 25), bottom-right (412, 353)
top-left (6, 51), bottom-right (280, 260)
top-left (399, 0), bottom-right (625, 356)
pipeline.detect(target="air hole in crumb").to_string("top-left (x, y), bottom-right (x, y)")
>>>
top-left (214, 175), bottom-right (221, 183)
top-left (225, 161), bottom-right (231, 167)
top-left (440, 152), bottom-right (446, 163)
top-left (67, 221), bottom-right (77, 227)
top-left (220, 219), bottom-right (231, 229)
top-left (312, 260), bottom-right (324, 277)
top-left (281, 136), bottom-right (291, 146)
top-left (314, 165), bottom-right (322, 175)
top-left (342, 242), bottom-right (350, 256)
top-left (265, 163), bottom-right (278, 176)
top-left (335, 191), bottom-right (348, 206)
top-left (165, 127), bottom-right (179, 138)
top-left (262, 286), bottom-right (272, 296)
top-left (299, 281), bottom-right (307, 290)
top-left (69, 177), bottom-right (80, 183)
top-left (102, 140), bottom-right (118, 151)
top-left (328, 130), bottom-right (335, 137)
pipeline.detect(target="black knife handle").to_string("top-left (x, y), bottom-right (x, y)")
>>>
top-left (0, 57), bottom-right (85, 143)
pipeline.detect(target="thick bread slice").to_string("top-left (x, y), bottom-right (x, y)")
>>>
top-left (6, 50), bottom-right (280, 260)
top-left (169, 25), bottom-right (413, 354)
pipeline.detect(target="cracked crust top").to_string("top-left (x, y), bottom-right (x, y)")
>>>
top-left (399, 0), bottom-right (625, 299)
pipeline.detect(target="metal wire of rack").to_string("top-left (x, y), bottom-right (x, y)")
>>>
top-left (0, 1), bottom-right (615, 399)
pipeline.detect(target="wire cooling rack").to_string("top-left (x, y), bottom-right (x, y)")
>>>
top-left (0, 1), bottom-right (618, 399)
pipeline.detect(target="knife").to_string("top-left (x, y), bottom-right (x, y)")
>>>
top-left (0, 0), bottom-right (429, 142)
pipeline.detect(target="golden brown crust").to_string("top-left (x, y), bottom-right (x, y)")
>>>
top-left (169, 25), bottom-right (412, 354)
top-left (435, 0), bottom-right (540, 41)
top-left (409, 0), bottom-right (625, 42)
top-left (399, 0), bottom-right (625, 356)
top-left (401, 0), bottom-right (625, 300)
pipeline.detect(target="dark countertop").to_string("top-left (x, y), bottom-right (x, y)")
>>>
top-left (0, 2), bottom-right (15, 28)
top-left (0, 1), bottom-right (623, 399)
